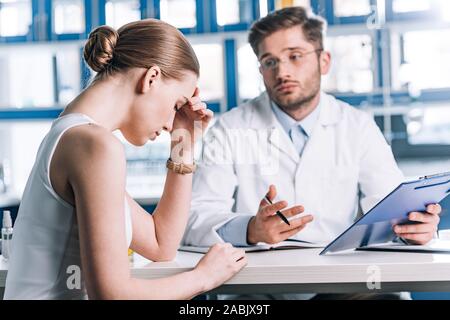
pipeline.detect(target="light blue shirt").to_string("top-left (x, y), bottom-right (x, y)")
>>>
top-left (271, 101), bottom-right (320, 154)
top-left (216, 101), bottom-right (321, 246)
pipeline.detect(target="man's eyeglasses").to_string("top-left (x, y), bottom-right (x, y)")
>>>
top-left (259, 49), bottom-right (323, 71)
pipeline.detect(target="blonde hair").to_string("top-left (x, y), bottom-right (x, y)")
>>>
top-left (83, 19), bottom-right (200, 81)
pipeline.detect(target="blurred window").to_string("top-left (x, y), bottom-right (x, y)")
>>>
top-left (0, 121), bottom-right (53, 194)
top-left (192, 43), bottom-right (224, 101)
top-left (0, 47), bottom-right (54, 108)
top-left (333, 0), bottom-right (371, 17)
top-left (55, 49), bottom-right (81, 105)
top-left (322, 34), bottom-right (374, 93)
top-left (105, 0), bottom-right (141, 29)
top-left (392, 0), bottom-right (431, 13)
top-left (216, 0), bottom-right (252, 26)
top-left (259, 0), bottom-right (268, 17)
top-left (53, 0), bottom-right (85, 34)
top-left (237, 42), bottom-right (265, 100)
top-left (160, 0), bottom-right (196, 29)
top-left (406, 106), bottom-right (450, 145)
top-left (391, 29), bottom-right (450, 91)
top-left (0, 0), bottom-right (32, 37)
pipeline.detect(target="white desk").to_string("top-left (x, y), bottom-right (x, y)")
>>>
top-left (131, 249), bottom-right (450, 294)
top-left (3, 249), bottom-right (450, 295)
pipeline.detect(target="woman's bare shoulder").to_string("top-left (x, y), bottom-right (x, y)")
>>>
top-left (58, 123), bottom-right (125, 171)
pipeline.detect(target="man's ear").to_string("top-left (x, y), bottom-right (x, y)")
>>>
top-left (140, 66), bottom-right (162, 94)
top-left (319, 51), bottom-right (331, 75)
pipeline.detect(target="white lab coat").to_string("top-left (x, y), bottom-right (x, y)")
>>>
top-left (183, 91), bottom-right (404, 247)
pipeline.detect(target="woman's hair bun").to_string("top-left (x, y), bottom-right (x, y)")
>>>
top-left (83, 25), bottom-right (119, 72)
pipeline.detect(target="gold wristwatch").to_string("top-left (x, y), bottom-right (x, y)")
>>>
top-left (166, 158), bottom-right (196, 175)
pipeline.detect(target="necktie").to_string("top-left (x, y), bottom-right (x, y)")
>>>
top-left (289, 124), bottom-right (308, 156)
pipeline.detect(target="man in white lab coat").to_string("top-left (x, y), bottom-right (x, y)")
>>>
top-left (182, 7), bottom-right (441, 298)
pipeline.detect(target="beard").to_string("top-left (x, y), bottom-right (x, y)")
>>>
top-left (266, 67), bottom-right (321, 112)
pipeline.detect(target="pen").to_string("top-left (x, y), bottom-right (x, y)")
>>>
top-left (264, 195), bottom-right (290, 226)
top-left (397, 236), bottom-right (409, 245)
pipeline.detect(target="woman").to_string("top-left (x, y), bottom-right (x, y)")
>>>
top-left (4, 19), bottom-right (247, 300)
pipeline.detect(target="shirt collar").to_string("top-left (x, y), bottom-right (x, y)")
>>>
top-left (271, 99), bottom-right (321, 137)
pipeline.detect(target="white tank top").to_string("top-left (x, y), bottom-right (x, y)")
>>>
top-left (4, 113), bottom-right (133, 300)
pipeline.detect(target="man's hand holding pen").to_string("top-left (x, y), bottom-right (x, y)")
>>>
top-left (247, 185), bottom-right (314, 245)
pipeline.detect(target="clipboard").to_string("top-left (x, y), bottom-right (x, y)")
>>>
top-left (320, 172), bottom-right (450, 255)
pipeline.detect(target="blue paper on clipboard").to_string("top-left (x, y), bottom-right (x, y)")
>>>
top-left (320, 172), bottom-right (450, 255)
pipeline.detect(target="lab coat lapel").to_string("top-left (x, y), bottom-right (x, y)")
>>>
top-left (295, 93), bottom-right (344, 178)
top-left (268, 122), bottom-right (300, 164)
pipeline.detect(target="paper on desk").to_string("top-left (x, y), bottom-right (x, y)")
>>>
top-left (357, 239), bottom-right (450, 254)
top-left (179, 239), bottom-right (325, 254)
